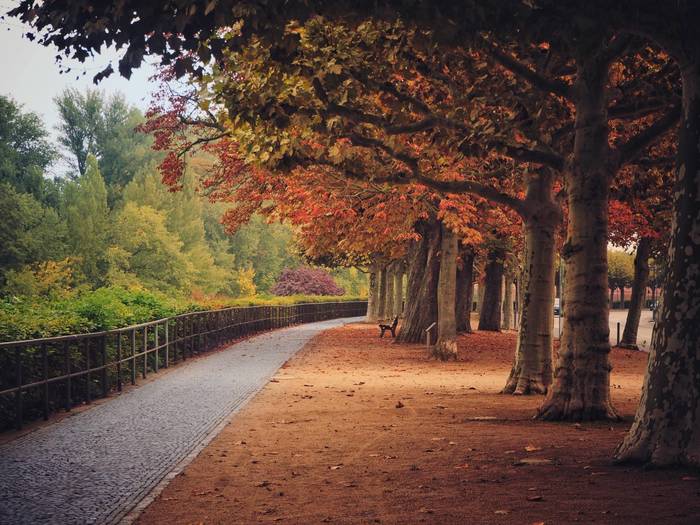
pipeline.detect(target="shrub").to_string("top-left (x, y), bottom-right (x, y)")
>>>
top-left (271, 267), bottom-right (345, 296)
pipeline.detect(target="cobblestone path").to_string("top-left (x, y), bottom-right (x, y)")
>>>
top-left (0, 317), bottom-right (363, 525)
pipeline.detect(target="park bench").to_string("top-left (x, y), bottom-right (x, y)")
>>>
top-left (378, 316), bottom-right (399, 338)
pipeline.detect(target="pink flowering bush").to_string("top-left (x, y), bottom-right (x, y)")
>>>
top-left (271, 267), bottom-right (345, 296)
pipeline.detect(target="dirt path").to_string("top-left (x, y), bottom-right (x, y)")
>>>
top-left (138, 324), bottom-right (700, 525)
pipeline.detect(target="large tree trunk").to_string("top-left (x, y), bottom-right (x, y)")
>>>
top-left (478, 248), bottom-right (504, 331)
top-left (366, 266), bottom-right (380, 322)
top-left (385, 264), bottom-right (395, 322)
top-left (377, 266), bottom-right (389, 320)
top-left (433, 225), bottom-right (458, 360)
top-left (397, 221), bottom-right (440, 343)
top-left (537, 50), bottom-right (618, 421)
top-left (620, 237), bottom-right (652, 349)
top-left (393, 262), bottom-right (404, 317)
top-left (504, 172), bottom-right (559, 395)
top-left (615, 63), bottom-right (700, 467)
top-left (456, 247), bottom-right (475, 333)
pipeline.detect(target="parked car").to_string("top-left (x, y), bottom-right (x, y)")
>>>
top-left (554, 298), bottom-right (561, 316)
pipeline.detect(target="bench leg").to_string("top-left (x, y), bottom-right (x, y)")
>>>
top-left (391, 327), bottom-right (396, 337)
top-left (380, 329), bottom-right (385, 338)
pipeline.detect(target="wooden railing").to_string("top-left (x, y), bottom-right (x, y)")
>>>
top-left (0, 301), bottom-right (367, 431)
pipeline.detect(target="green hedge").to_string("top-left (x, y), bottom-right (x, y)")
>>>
top-left (0, 287), bottom-right (365, 342)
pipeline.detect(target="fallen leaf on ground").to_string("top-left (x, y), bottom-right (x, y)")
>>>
top-left (329, 465), bottom-right (343, 470)
top-left (395, 401), bottom-right (405, 408)
top-left (494, 510), bottom-right (510, 515)
top-left (454, 463), bottom-right (470, 469)
top-left (525, 445), bottom-right (542, 452)
top-left (514, 458), bottom-right (553, 466)
top-left (527, 495), bottom-right (544, 501)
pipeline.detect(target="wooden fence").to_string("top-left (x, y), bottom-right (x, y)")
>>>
top-left (0, 301), bottom-right (367, 431)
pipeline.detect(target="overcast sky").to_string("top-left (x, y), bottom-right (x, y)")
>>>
top-left (0, 5), bottom-right (159, 176)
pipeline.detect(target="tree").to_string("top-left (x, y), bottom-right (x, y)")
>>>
top-left (0, 95), bottom-right (56, 202)
top-left (107, 203), bottom-right (190, 292)
top-left (54, 88), bottom-right (104, 177)
top-left (620, 237), bottom-right (651, 348)
top-left (55, 89), bottom-right (157, 200)
top-left (608, 250), bottom-right (635, 308)
top-left (63, 154), bottom-right (110, 285)
top-left (612, 2), bottom-right (700, 467)
top-left (455, 247), bottom-right (475, 333)
top-left (0, 184), bottom-right (67, 287)
top-left (433, 224), bottom-right (458, 359)
top-left (98, 94), bottom-right (159, 197)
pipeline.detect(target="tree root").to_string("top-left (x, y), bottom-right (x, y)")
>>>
top-left (502, 377), bottom-right (548, 395)
top-left (431, 340), bottom-right (458, 361)
top-left (535, 398), bottom-right (621, 422)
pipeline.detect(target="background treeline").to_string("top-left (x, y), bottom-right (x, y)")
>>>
top-left (0, 91), bottom-right (365, 340)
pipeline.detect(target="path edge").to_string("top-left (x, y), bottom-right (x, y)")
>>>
top-left (116, 317), bottom-right (361, 525)
top-left (117, 381), bottom-right (262, 525)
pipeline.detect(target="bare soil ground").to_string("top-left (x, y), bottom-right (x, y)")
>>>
top-left (138, 324), bottom-right (700, 525)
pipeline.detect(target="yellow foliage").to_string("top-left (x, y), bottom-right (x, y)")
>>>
top-left (4, 258), bottom-right (81, 298)
top-left (236, 267), bottom-right (257, 297)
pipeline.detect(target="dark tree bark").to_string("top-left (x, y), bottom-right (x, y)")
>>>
top-left (385, 263), bottom-right (395, 322)
top-left (456, 247), bottom-right (475, 333)
top-left (393, 261), bottom-right (405, 317)
top-left (397, 221), bottom-right (441, 343)
top-left (377, 266), bottom-right (388, 320)
top-left (538, 45), bottom-right (618, 421)
top-left (620, 237), bottom-right (652, 349)
top-left (502, 272), bottom-right (514, 330)
top-left (476, 281), bottom-right (485, 313)
top-left (478, 248), bottom-right (505, 331)
top-left (433, 224), bottom-right (458, 360)
top-left (616, 59), bottom-right (700, 467)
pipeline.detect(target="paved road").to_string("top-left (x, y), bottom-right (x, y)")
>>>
top-left (554, 309), bottom-right (655, 350)
top-left (0, 317), bottom-right (363, 525)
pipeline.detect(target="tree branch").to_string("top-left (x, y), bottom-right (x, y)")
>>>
top-left (613, 105), bottom-right (680, 168)
top-left (598, 34), bottom-right (638, 66)
top-left (314, 76), bottom-right (566, 171)
top-left (502, 145), bottom-right (566, 171)
top-left (478, 37), bottom-right (572, 99)
top-left (608, 99), bottom-right (670, 120)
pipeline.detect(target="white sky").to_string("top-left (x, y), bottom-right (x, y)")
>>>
top-left (0, 4), bottom-right (159, 176)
